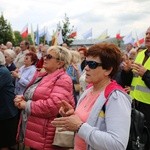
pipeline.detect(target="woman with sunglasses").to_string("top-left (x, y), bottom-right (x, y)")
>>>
top-left (14, 46), bottom-right (75, 150)
top-left (52, 43), bottom-right (132, 150)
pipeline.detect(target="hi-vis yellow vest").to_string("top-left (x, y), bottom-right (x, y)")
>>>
top-left (130, 49), bottom-right (150, 104)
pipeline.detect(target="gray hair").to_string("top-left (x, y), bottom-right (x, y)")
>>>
top-left (4, 49), bottom-right (16, 61)
top-left (0, 51), bottom-right (6, 65)
top-left (47, 46), bottom-right (72, 70)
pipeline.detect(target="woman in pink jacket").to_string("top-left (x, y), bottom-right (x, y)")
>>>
top-left (14, 46), bottom-right (75, 150)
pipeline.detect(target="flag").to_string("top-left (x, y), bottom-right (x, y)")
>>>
top-left (123, 33), bottom-right (134, 45)
top-left (116, 30), bottom-right (122, 40)
top-left (45, 30), bottom-right (52, 44)
top-left (31, 24), bottom-right (35, 45)
top-left (97, 29), bottom-right (108, 40)
top-left (39, 27), bottom-right (47, 44)
top-left (51, 30), bottom-right (58, 46)
top-left (57, 29), bottom-right (63, 45)
top-left (20, 24), bottom-right (28, 38)
top-left (69, 28), bottom-right (77, 38)
top-left (82, 28), bottom-right (92, 39)
top-left (39, 27), bottom-right (46, 37)
top-left (35, 25), bottom-right (39, 45)
top-left (134, 32), bottom-right (145, 47)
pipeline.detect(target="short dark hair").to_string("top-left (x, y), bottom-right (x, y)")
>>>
top-left (87, 43), bottom-right (122, 78)
top-left (25, 41), bottom-right (30, 49)
top-left (26, 52), bottom-right (38, 65)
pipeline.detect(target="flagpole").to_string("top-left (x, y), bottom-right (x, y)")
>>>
top-left (43, 27), bottom-right (45, 45)
top-left (135, 31), bottom-right (140, 48)
top-left (91, 28), bottom-right (93, 45)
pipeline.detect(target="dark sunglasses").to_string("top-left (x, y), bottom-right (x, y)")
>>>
top-left (85, 60), bottom-right (102, 69)
top-left (44, 54), bottom-right (59, 60)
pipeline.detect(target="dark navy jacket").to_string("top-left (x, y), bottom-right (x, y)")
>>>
top-left (0, 65), bottom-right (18, 120)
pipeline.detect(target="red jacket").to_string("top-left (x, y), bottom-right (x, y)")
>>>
top-left (23, 69), bottom-right (75, 150)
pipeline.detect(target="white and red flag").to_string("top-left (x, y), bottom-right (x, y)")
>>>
top-left (134, 32), bottom-right (145, 47)
top-left (20, 24), bottom-right (28, 38)
top-left (69, 28), bottom-right (77, 38)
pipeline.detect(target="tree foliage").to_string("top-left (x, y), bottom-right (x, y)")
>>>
top-left (0, 14), bottom-right (14, 44)
top-left (58, 14), bottom-right (76, 46)
top-left (12, 31), bottom-right (33, 46)
top-left (13, 31), bottom-right (22, 46)
top-left (0, 13), bottom-right (75, 47)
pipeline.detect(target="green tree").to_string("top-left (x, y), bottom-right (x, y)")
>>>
top-left (58, 14), bottom-right (76, 46)
top-left (27, 34), bottom-right (33, 45)
top-left (13, 31), bottom-right (33, 46)
top-left (0, 13), bottom-right (14, 44)
top-left (13, 31), bottom-right (22, 46)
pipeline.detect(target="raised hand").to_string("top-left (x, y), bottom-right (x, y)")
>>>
top-left (59, 100), bottom-right (75, 117)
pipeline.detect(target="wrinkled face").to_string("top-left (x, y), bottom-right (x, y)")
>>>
top-left (85, 56), bottom-right (111, 84)
top-left (24, 55), bottom-right (33, 67)
top-left (20, 41), bottom-right (27, 51)
top-left (41, 47), bottom-right (47, 57)
top-left (145, 27), bottom-right (150, 50)
top-left (43, 50), bottom-right (64, 74)
top-left (4, 53), bottom-right (13, 64)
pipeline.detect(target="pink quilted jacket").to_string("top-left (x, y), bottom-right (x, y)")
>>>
top-left (23, 69), bottom-right (75, 150)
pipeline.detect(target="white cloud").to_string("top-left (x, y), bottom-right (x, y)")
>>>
top-left (1, 0), bottom-right (150, 39)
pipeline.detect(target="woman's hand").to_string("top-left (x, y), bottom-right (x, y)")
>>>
top-left (11, 70), bottom-right (20, 78)
top-left (14, 95), bottom-right (26, 109)
top-left (124, 86), bottom-right (131, 94)
top-left (59, 100), bottom-right (74, 117)
top-left (51, 115), bottom-right (83, 132)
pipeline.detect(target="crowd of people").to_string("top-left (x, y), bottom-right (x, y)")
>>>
top-left (0, 26), bottom-right (150, 150)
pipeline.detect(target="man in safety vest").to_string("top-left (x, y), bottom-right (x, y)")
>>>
top-left (121, 26), bottom-right (150, 132)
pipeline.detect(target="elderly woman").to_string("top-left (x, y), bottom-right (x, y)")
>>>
top-left (12, 52), bottom-right (38, 95)
top-left (52, 43), bottom-right (132, 150)
top-left (4, 49), bottom-right (16, 71)
top-left (66, 50), bottom-right (81, 103)
top-left (14, 46), bottom-right (75, 150)
top-left (0, 51), bottom-right (18, 150)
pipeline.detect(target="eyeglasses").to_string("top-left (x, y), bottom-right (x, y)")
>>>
top-left (85, 60), bottom-right (102, 69)
top-left (44, 54), bottom-right (59, 60)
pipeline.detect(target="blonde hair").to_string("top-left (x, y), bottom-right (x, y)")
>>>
top-left (29, 45), bottom-right (37, 53)
top-left (0, 51), bottom-right (5, 65)
top-left (70, 50), bottom-right (81, 64)
top-left (14, 46), bottom-right (21, 55)
top-left (47, 46), bottom-right (72, 70)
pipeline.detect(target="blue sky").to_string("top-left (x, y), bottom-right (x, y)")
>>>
top-left (1, 0), bottom-right (150, 39)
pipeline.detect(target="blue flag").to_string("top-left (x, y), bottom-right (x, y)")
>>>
top-left (35, 25), bottom-right (39, 45)
top-left (82, 28), bottom-right (92, 39)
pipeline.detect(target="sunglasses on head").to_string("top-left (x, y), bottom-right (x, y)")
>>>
top-left (85, 60), bottom-right (102, 69)
top-left (44, 54), bottom-right (59, 60)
